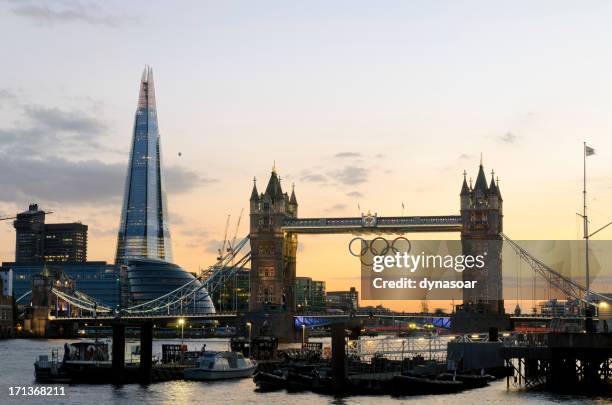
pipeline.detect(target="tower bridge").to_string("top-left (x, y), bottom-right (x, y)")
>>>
top-left (34, 160), bottom-right (610, 340)
top-left (247, 161), bottom-right (505, 327)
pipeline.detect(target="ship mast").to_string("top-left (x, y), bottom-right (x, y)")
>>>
top-left (583, 141), bottom-right (590, 298)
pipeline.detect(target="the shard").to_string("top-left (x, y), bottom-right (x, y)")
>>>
top-left (115, 66), bottom-right (173, 264)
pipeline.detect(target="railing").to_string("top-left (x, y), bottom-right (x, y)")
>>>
top-left (282, 215), bottom-right (462, 229)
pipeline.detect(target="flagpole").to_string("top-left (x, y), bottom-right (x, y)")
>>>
top-left (583, 141), bottom-right (590, 298)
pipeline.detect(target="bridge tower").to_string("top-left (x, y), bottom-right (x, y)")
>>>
top-left (459, 161), bottom-right (505, 315)
top-left (248, 167), bottom-right (298, 313)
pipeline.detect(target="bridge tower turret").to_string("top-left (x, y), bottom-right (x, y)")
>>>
top-left (459, 160), bottom-right (505, 315)
top-left (249, 167), bottom-right (298, 313)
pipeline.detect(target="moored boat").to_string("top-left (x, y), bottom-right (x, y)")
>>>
top-left (390, 374), bottom-right (464, 395)
top-left (184, 351), bottom-right (256, 381)
top-left (253, 370), bottom-right (287, 391)
top-left (437, 372), bottom-right (494, 388)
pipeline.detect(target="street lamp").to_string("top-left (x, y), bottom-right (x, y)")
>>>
top-left (178, 318), bottom-right (185, 343)
top-left (301, 324), bottom-right (306, 347)
top-left (246, 322), bottom-right (252, 358)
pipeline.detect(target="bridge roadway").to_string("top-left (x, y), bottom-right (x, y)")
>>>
top-left (50, 312), bottom-right (569, 329)
top-left (281, 215), bottom-right (463, 234)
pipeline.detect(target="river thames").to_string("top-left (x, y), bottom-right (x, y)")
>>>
top-left (1, 338), bottom-right (610, 405)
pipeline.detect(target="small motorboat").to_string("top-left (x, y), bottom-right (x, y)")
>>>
top-left (437, 372), bottom-right (494, 388)
top-left (390, 374), bottom-right (464, 395)
top-left (184, 351), bottom-right (256, 381)
top-left (253, 369), bottom-right (287, 391)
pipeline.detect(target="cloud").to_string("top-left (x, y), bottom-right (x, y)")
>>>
top-left (329, 165), bottom-right (368, 185)
top-left (325, 203), bottom-right (347, 212)
top-left (346, 191), bottom-right (363, 198)
top-left (0, 155), bottom-right (124, 204)
top-left (165, 166), bottom-right (217, 193)
top-left (9, 1), bottom-right (134, 27)
top-left (90, 227), bottom-right (118, 238)
top-left (499, 132), bottom-right (518, 144)
top-left (0, 104), bottom-right (112, 157)
top-left (458, 153), bottom-right (473, 160)
top-left (0, 98), bottom-right (214, 205)
top-left (334, 152), bottom-right (361, 158)
top-left (203, 239), bottom-right (224, 254)
top-left (299, 171), bottom-right (327, 183)
top-left (0, 154), bottom-right (213, 204)
top-left (0, 88), bottom-right (17, 107)
top-left (24, 106), bottom-right (106, 134)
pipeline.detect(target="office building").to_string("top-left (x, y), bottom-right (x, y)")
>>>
top-left (295, 277), bottom-right (326, 312)
top-left (115, 66), bottom-right (173, 264)
top-left (326, 287), bottom-right (359, 312)
top-left (13, 204), bottom-right (88, 263)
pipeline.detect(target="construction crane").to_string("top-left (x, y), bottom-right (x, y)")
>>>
top-left (216, 214), bottom-right (231, 261)
top-left (0, 211), bottom-right (53, 221)
top-left (228, 208), bottom-right (244, 255)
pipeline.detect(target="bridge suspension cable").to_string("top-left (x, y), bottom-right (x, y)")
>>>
top-left (501, 233), bottom-right (611, 307)
top-left (51, 288), bottom-right (113, 313)
top-left (119, 235), bottom-right (251, 316)
top-left (15, 290), bottom-right (32, 304)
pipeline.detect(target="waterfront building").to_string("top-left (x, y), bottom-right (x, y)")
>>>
top-left (209, 268), bottom-right (250, 313)
top-left (115, 66), bottom-right (173, 264)
top-left (0, 272), bottom-right (13, 337)
top-left (326, 287), bottom-right (359, 312)
top-left (358, 304), bottom-right (392, 315)
top-left (120, 259), bottom-right (215, 313)
top-left (43, 223), bottom-right (88, 263)
top-left (0, 261), bottom-right (120, 308)
top-left (295, 277), bottom-right (326, 312)
top-left (13, 204), bottom-right (87, 263)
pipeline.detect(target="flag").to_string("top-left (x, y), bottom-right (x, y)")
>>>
top-left (357, 203), bottom-right (361, 211)
top-left (585, 145), bottom-right (595, 156)
top-left (402, 202), bottom-right (405, 209)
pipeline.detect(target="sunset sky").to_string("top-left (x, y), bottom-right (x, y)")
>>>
top-left (1, 1), bottom-right (612, 311)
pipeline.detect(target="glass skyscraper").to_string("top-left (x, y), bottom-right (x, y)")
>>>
top-left (115, 66), bottom-right (173, 264)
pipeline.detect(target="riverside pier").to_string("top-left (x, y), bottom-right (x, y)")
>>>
top-left (501, 332), bottom-right (612, 390)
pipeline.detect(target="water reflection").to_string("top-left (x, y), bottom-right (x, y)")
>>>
top-left (1, 338), bottom-right (610, 405)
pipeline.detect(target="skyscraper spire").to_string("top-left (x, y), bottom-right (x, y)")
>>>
top-left (115, 66), bottom-right (173, 264)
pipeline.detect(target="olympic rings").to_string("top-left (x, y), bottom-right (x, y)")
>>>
top-left (348, 237), bottom-right (412, 266)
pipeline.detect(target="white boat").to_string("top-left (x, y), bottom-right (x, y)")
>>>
top-left (184, 351), bottom-right (256, 380)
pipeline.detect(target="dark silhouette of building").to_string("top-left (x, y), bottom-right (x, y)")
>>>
top-left (43, 223), bottom-right (88, 262)
top-left (13, 204), bottom-right (88, 263)
top-left (248, 168), bottom-right (298, 312)
top-left (0, 271), bottom-right (13, 337)
top-left (13, 204), bottom-right (46, 263)
top-left (210, 268), bottom-right (250, 312)
top-left (295, 277), bottom-right (326, 312)
top-left (326, 287), bottom-right (359, 312)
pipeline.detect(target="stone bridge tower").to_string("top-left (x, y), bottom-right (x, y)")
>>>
top-left (459, 161), bottom-right (505, 315)
top-left (248, 167), bottom-right (298, 313)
